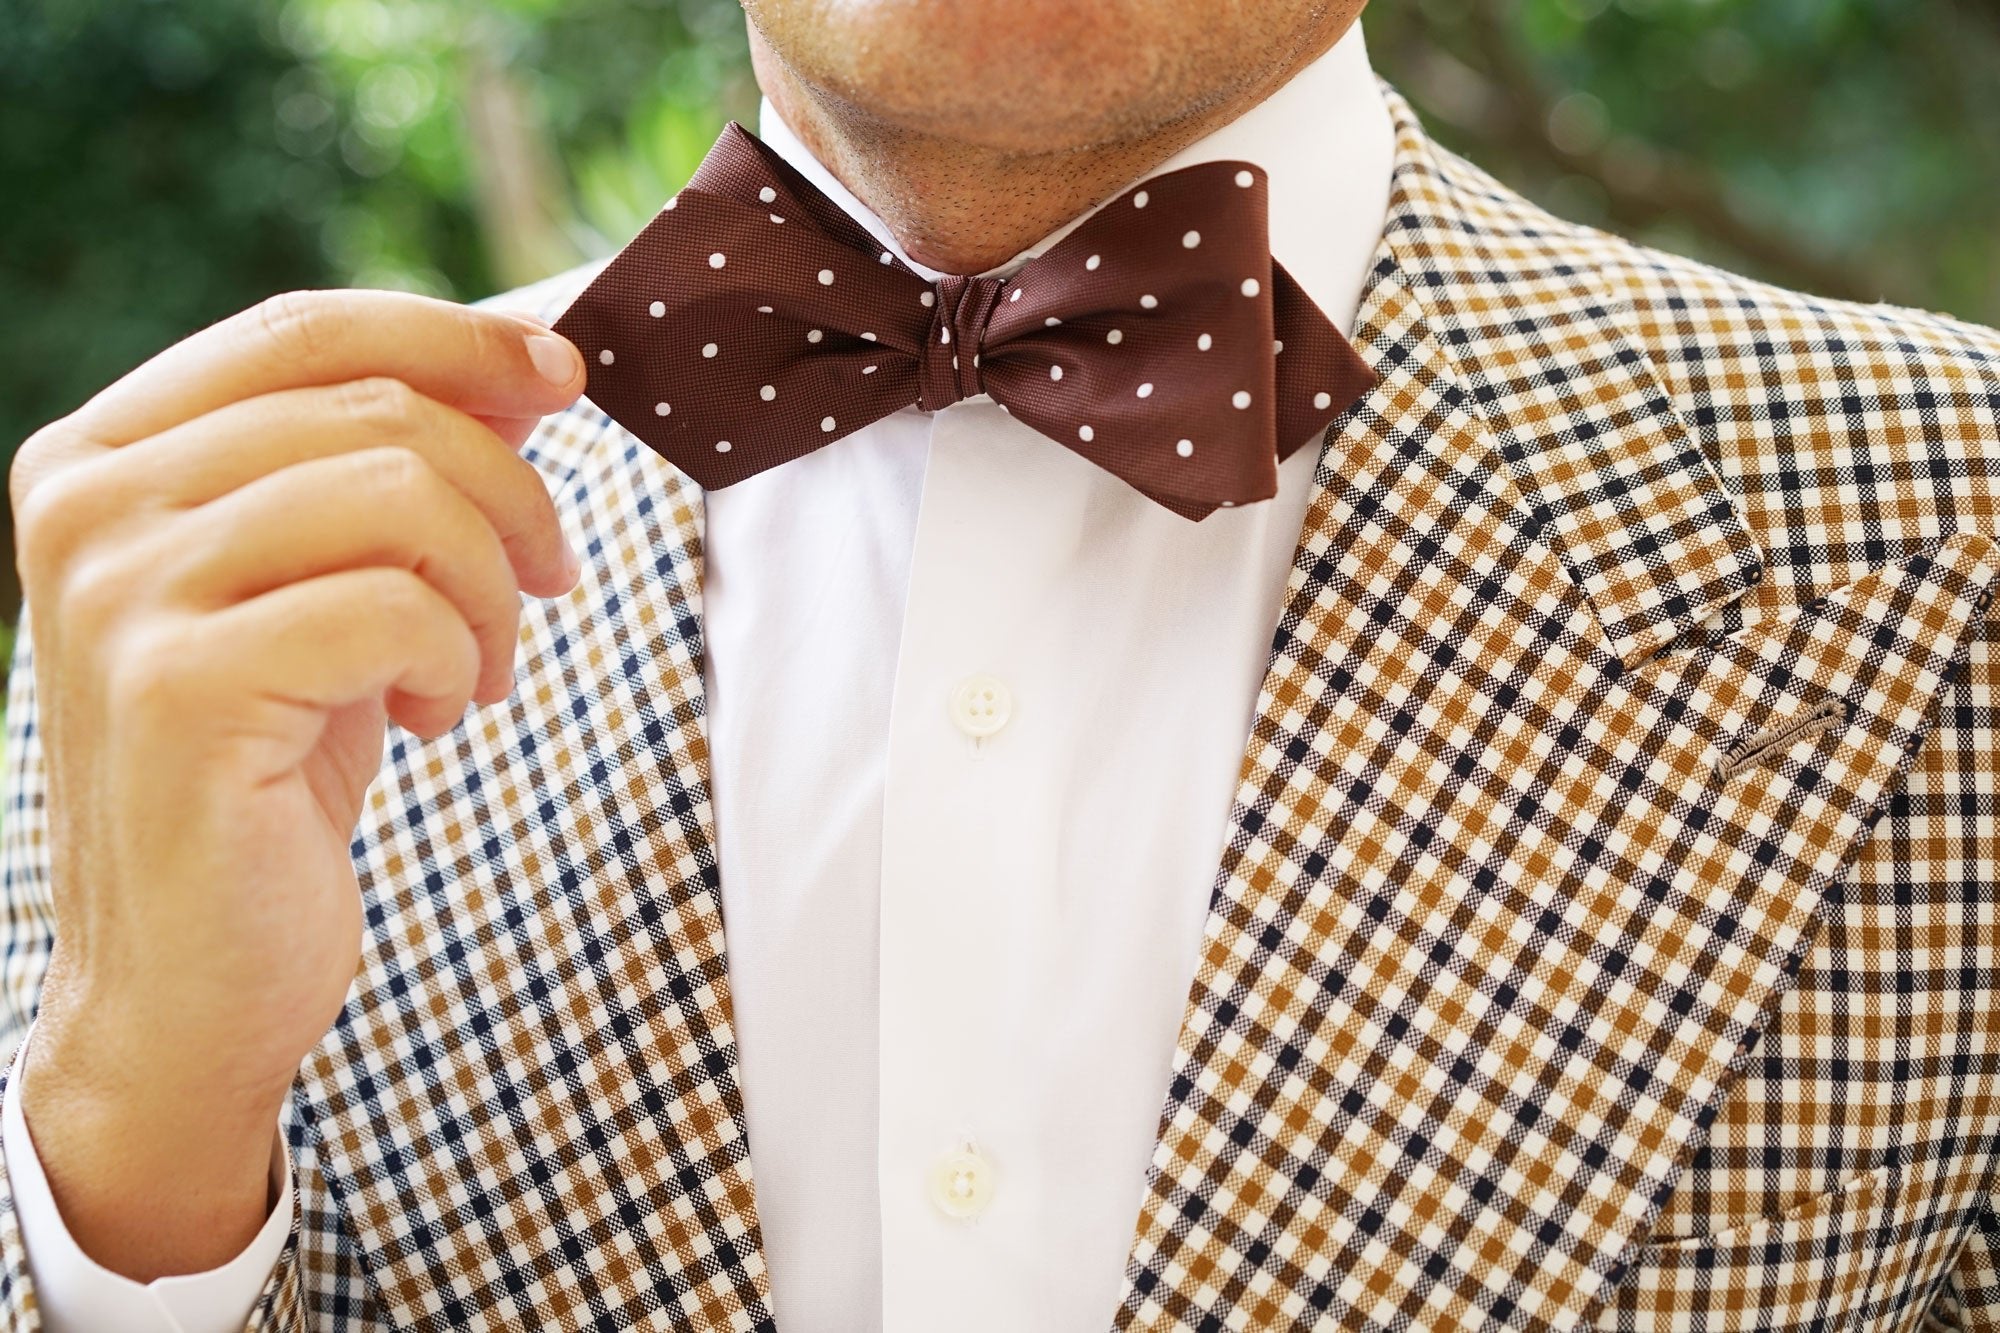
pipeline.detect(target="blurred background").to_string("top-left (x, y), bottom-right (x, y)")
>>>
top-left (4, 0), bottom-right (1998, 640)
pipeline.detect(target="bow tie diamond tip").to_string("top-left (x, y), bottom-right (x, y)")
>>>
top-left (554, 121), bottom-right (1378, 519)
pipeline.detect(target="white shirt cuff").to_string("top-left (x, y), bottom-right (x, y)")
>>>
top-left (3, 1026), bottom-right (292, 1333)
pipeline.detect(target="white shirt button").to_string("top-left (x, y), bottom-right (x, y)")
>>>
top-left (948, 675), bottom-right (1013, 738)
top-left (928, 1146), bottom-right (996, 1219)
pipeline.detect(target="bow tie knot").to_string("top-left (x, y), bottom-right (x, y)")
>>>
top-left (919, 274), bottom-right (1005, 411)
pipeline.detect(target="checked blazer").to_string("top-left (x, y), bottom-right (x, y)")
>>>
top-left (1, 88), bottom-right (1998, 1333)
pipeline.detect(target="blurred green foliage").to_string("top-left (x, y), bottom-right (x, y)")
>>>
top-left (2, 0), bottom-right (1996, 628)
top-left (1368, 0), bottom-right (2000, 315)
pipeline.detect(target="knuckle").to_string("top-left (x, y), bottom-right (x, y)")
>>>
top-left (107, 622), bottom-right (203, 718)
top-left (252, 289), bottom-right (345, 367)
top-left (60, 550), bottom-right (140, 637)
top-left (467, 307), bottom-right (531, 369)
top-left (357, 445), bottom-right (445, 512)
top-left (9, 419), bottom-right (77, 516)
top-left (333, 375), bottom-right (423, 435)
top-left (367, 567), bottom-right (436, 623)
top-left (13, 461), bottom-right (101, 582)
top-left (482, 447), bottom-right (553, 522)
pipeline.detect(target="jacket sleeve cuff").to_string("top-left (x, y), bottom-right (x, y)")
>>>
top-left (1, 1026), bottom-right (293, 1333)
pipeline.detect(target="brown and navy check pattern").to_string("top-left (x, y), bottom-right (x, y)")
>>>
top-left (0, 88), bottom-right (1996, 1333)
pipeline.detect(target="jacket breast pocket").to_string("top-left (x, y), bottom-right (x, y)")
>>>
top-left (1591, 1162), bottom-right (1905, 1332)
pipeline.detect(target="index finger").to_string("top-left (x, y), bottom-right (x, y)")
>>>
top-left (67, 289), bottom-right (588, 449)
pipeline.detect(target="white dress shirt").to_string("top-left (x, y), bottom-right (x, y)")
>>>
top-left (2, 25), bottom-right (1394, 1331)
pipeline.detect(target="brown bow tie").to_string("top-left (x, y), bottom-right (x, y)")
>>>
top-left (553, 122), bottom-right (1378, 519)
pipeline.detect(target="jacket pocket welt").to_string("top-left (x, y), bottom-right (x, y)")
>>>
top-left (1591, 1161), bottom-right (1905, 1332)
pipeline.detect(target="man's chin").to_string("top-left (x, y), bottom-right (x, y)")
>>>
top-left (742, 0), bottom-right (1223, 155)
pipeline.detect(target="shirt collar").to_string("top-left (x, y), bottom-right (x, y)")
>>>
top-left (755, 22), bottom-right (1396, 337)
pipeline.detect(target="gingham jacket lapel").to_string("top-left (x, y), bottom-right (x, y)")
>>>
top-left (1381, 114), bottom-right (1764, 667)
top-left (1116, 96), bottom-right (2000, 1333)
top-left (294, 420), bottom-right (774, 1332)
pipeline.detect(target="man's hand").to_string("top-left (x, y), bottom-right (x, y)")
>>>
top-left (7, 290), bottom-right (586, 1279)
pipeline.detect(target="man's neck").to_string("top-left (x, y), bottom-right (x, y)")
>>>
top-left (748, 24), bottom-right (1354, 276)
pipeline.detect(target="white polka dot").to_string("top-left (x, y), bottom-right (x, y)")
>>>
top-left (702, 342), bottom-right (718, 358)
top-left (1182, 230), bottom-right (1201, 249)
top-left (759, 385), bottom-right (776, 401)
top-left (817, 268), bottom-right (835, 285)
top-left (1137, 382), bottom-right (1154, 398)
top-left (861, 331), bottom-right (877, 341)
top-left (864, 365), bottom-right (878, 375)
top-left (940, 327), bottom-right (951, 344)
top-left (972, 353), bottom-right (980, 367)
top-left (1232, 390), bottom-right (1252, 409)
top-left (1241, 278), bottom-right (1260, 298)
top-left (951, 354), bottom-right (959, 370)
top-left (807, 329), bottom-right (824, 343)
top-left (599, 348), bottom-right (615, 365)
top-left (1235, 169), bottom-right (1254, 188)
top-left (1133, 190), bottom-right (1149, 208)
top-left (1140, 294), bottom-right (1158, 310)
top-left (1221, 500), bottom-right (1236, 508)
top-left (663, 196), bottom-right (678, 210)
top-left (715, 440), bottom-right (732, 453)
top-left (1085, 254), bottom-right (1101, 271)
top-left (649, 300), bottom-right (666, 318)
top-left (1045, 316), bottom-right (1061, 328)
top-left (1106, 329), bottom-right (1123, 345)
top-left (708, 252), bottom-right (726, 268)
top-left (1313, 391), bottom-right (1333, 410)
top-left (757, 305), bottom-right (773, 314)
top-left (880, 251), bottom-right (894, 265)
top-left (1078, 424), bottom-right (1094, 442)
top-left (1009, 288), bottom-right (1022, 302)
top-left (759, 185), bottom-right (776, 203)
top-left (1050, 364), bottom-right (1064, 381)
top-left (1197, 333), bottom-right (1213, 351)
top-left (1176, 438), bottom-right (1194, 457)
top-left (769, 213), bottom-right (785, 224)
top-left (1274, 339), bottom-right (1284, 353)
top-left (654, 401), bottom-right (671, 416)
top-left (920, 290), bottom-right (936, 308)
top-left (820, 415), bottom-right (835, 432)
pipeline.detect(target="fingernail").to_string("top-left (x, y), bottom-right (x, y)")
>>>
top-left (526, 332), bottom-right (581, 386)
top-left (564, 542), bottom-right (584, 583)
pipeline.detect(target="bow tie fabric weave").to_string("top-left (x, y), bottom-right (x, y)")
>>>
top-left (553, 122), bottom-right (1378, 518)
